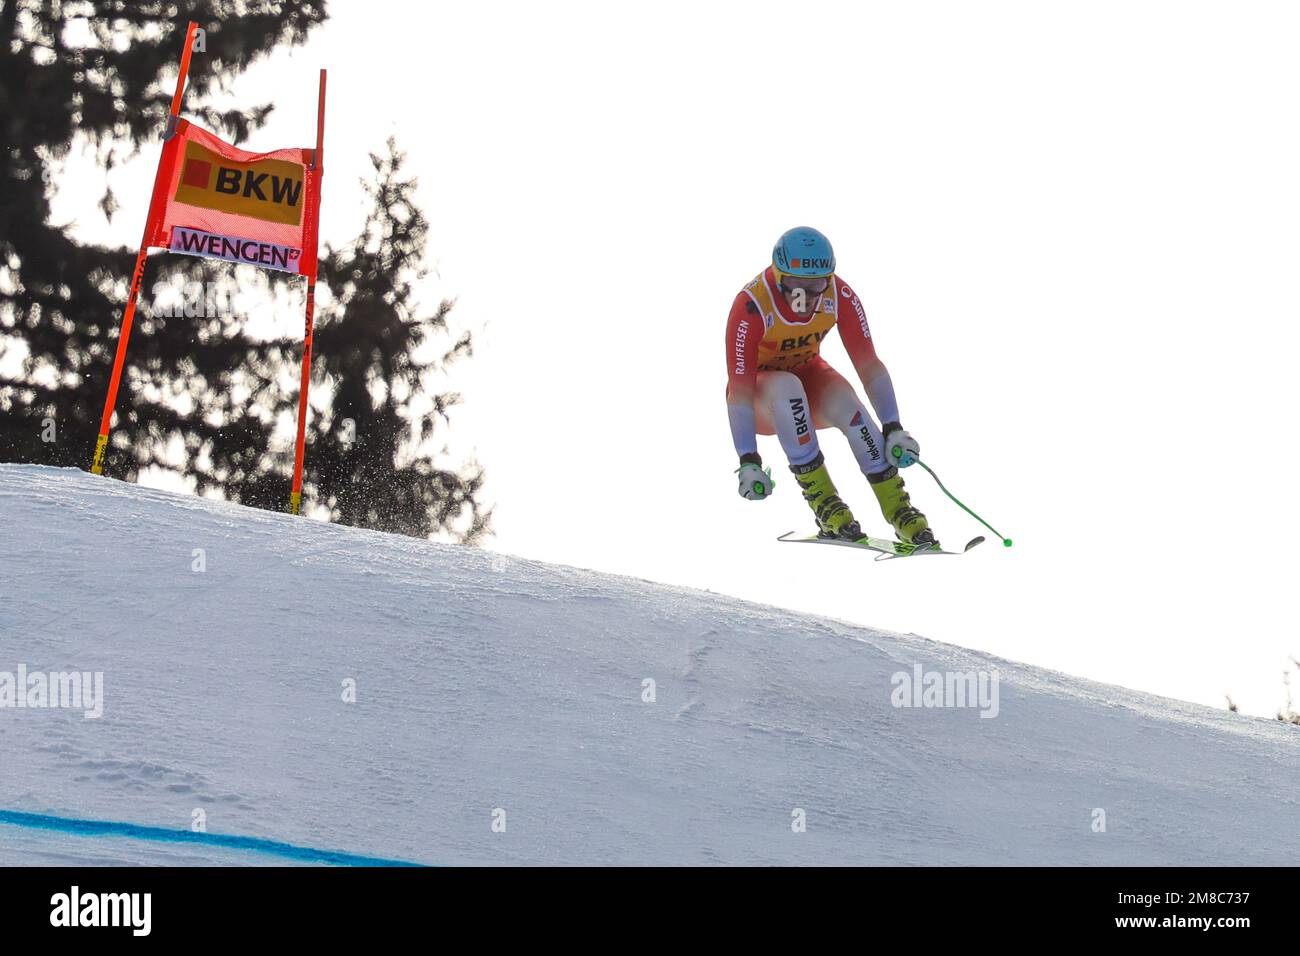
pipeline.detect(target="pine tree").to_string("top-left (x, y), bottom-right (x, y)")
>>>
top-left (306, 138), bottom-right (491, 542)
top-left (0, 2), bottom-right (491, 542)
top-left (0, 2), bottom-right (325, 487)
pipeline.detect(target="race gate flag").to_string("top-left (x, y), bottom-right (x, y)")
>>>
top-left (150, 123), bottom-right (320, 277)
top-left (91, 21), bottom-right (327, 515)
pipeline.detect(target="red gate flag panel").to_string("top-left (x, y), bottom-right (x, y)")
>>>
top-left (143, 119), bottom-right (322, 278)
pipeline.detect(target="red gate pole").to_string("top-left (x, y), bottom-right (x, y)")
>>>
top-left (289, 68), bottom-right (327, 515)
top-left (91, 21), bottom-right (199, 475)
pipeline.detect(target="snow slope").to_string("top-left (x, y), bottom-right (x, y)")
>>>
top-left (0, 463), bottom-right (1295, 865)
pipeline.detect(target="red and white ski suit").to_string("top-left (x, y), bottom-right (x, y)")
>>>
top-left (724, 266), bottom-right (900, 475)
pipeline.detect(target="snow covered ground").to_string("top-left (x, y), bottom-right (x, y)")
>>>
top-left (0, 462), bottom-right (1295, 865)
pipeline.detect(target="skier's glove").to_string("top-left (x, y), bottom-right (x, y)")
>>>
top-left (882, 422), bottom-right (920, 468)
top-left (736, 453), bottom-right (774, 500)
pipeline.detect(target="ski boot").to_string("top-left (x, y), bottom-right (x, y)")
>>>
top-left (868, 467), bottom-right (936, 547)
top-left (791, 452), bottom-right (862, 540)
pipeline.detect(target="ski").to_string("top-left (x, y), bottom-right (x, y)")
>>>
top-left (777, 531), bottom-right (985, 560)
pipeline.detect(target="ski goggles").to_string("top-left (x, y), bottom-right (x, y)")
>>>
top-left (777, 274), bottom-right (832, 295)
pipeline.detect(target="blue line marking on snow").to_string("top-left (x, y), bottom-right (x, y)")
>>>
top-left (0, 809), bottom-right (423, 867)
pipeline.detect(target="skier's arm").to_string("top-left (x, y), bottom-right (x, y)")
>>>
top-left (835, 278), bottom-right (901, 428)
top-left (725, 292), bottom-right (764, 460)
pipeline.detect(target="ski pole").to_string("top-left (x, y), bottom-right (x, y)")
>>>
top-left (909, 455), bottom-right (1012, 547)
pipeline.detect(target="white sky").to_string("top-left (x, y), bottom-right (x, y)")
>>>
top-left (49, 0), bottom-right (1300, 720)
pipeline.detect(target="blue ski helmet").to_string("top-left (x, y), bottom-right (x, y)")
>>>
top-left (772, 226), bottom-right (835, 278)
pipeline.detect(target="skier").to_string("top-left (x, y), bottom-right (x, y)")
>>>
top-left (725, 226), bottom-right (934, 545)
